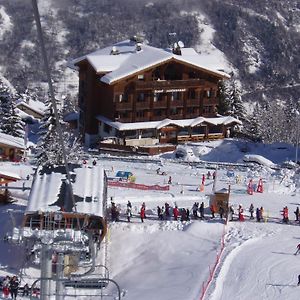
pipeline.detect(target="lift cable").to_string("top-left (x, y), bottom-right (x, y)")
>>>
top-left (31, 0), bottom-right (81, 229)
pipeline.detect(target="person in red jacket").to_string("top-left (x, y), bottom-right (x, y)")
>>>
top-left (173, 206), bottom-right (179, 221)
top-left (140, 203), bottom-right (146, 222)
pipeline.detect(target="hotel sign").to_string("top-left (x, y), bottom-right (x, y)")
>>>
top-left (154, 88), bottom-right (186, 93)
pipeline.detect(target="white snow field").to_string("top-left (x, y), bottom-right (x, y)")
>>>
top-left (0, 139), bottom-right (299, 300)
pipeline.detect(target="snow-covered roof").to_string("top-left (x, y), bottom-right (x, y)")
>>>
top-left (0, 132), bottom-right (25, 149)
top-left (16, 99), bottom-right (46, 117)
top-left (0, 170), bottom-right (21, 181)
top-left (26, 165), bottom-right (106, 217)
top-left (70, 40), bottom-right (230, 84)
top-left (96, 115), bottom-right (242, 131)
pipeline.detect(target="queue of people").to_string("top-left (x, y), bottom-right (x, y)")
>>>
top-left (0, 275), bottom-right (30, 299)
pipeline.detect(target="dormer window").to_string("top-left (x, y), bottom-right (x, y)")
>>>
top-left (138, 74), bottom-right (144, 80)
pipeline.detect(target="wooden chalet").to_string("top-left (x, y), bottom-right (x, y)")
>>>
top-left (70, 38), bottom-right (241, 147)
top-left (0, 132), bottom-right (25, 161)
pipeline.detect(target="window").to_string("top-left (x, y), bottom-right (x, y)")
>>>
top-left (154, 109), bottom-right (162, 116)
top-left (138, 74), bottom-right (144, 80)
top-left (137, 93), bottom-right (145, 102)
top-left (171, 92), bottom-right (180, 101)
top-left (136, 110), bottom-right (145, 118)
top-left (154, 93), bottom-right (164, 102)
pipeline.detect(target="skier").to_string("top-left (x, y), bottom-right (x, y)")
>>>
top-left (2, 276), bottom-right (10, 298)
top-left (202, 174), bottom-right (205, 185)
top-left (9, 276), bottom-right (19, 300)
top-left (165, 202), bottom-right (170, 219)
top-left (260, 206), bottom-right (264, 221)
top-left (140, 204), bottom-right (146, 223)
top-left (127, 201), bottom-right (132, 217)
top-left (294, 243), bottom-right (300, 255)
top-left (294, 206), bottom-right (299, 222)
top-left (181, 208), bottom-right (187, 221)
top-left (173, 206), bottom-right (179, 221)
top-left (256, 207), bottom-right (261, 222)
top-left (92, 159), bottom-right (97, 166)
top-left (161, 206), bottom-right (165, 220)
top-left (298, 274), bottom-right (300, 286)
top-left (168, 176), bottom-right (172, 184)
top-left (192, 202), bottom-right (199, 219)
top-left (249, 203), bottom-right (254, 219)
top-left (111, 202), bottom-right (119, 222)
top-left (238, 205), bottom-right (245, 221)
top-left (126, 207), bottom-right (131, 222)
top-left (282, 206), bottom-right (289, 223)
top-left (219, 206), bottom-right (224, 219)
top-left (186, 208), bottom-right (190, 221)
top-left (199, 202), bottom-right (205, 219)
top-left (157, 206), bottom-right (162, 220)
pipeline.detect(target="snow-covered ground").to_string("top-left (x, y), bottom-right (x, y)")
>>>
top-left (0, 139), bottom-right (299, 299)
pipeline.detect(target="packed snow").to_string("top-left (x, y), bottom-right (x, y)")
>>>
top-left (0, 139), bottom-right (299, 299)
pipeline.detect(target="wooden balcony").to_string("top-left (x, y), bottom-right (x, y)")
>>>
top-left (169, 100), bottom-right (184, 107)
top-left (136, 100), bottom-right (150, 109)
top-left (135, 79), bottom-right (205, 90)
top-left (115, 101), bottom-right (133, 110)
top-left (203, 97), bottom-right (218, 105)
top-left (153, 100), bottom-right (168, 108)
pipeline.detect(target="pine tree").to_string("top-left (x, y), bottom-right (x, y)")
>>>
top-left (36, 98), bottom-right (64, 167)
top-left (227, 79), bottom-right (246, 122)
top-left (217, 81), bottom-right (231, 115)
top-left (0, 78), bottom-right (24, 137)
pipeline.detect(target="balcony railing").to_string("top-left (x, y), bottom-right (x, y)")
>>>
top-left (135, 79), bottom-right (205, 90)
top-left (153, 100), bottom-right (168, 108)
top-left (136, 100), bottom-right (150, 109)
top-left (186, 98), bottom-right (200, 106)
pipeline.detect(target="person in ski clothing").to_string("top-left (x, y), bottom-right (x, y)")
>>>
top-left (126, 207), bottom-right (131, 222)
top-left (238, 205), bottom-right (245, 221)
top-left (256, 207), bottom-right (261, 222)
top-left (282, 206), bottom-right (289, 223)
top-left (9, 276), bottom-right (19, 300)
top-left (294, 243), bottom-right (300, 255)
top-left (199, 202), bottom-right (205, 219)
top-left (181, 208), bottom-right (187, 221)
top-left (201, 174), bottom-right (205, 185)
top-left (210, 205), bottom-right (215, 219)
top-left (157, 206), bottom-right (162, 220)
top-left (186, 208), bottom-right (190, 221)
top-left (294, 207), bottom-right (299, 222)
top-left (127, 201), bottom-right (132, 217)
top-left (219, 206), bottom-right (224, 219)
top-left (260, 206), bottom-right (264, 221)
top-left (161, 206), bottom-right (165, 219)
top-left (168, 176), bottom-right (172, 184)
top-left (192, 202), bottom-right (199, 219)
top-left (165, 202), bottom-right (170, 219)
top-left (298, 274), bottom-right (300, 285)
top-left (2, 276), bottom-right (10, 298)
top-left (140, 203), bottom-right (146, 222)
top-left (111, 202), bottom-right (119, 222)
top-left (228, 205), bottom-right (234, 221)
top-left (249, 203), bottom-right (254, 219)
top-left (173, 206), bottom-right (179, 221)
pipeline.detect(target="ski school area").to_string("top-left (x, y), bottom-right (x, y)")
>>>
top-left (0, 149), bottom-right (299, 300)
top-left (99, 156), bottom-right (300, 300)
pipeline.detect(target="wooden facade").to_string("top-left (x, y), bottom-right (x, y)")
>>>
top-left (76, 59), bottom-right (224, 137)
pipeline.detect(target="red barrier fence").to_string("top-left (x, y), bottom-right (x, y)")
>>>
top-left (200, 222), bottom-right (227, 300)
top-left (108, 180), bottom-right (170, 191)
